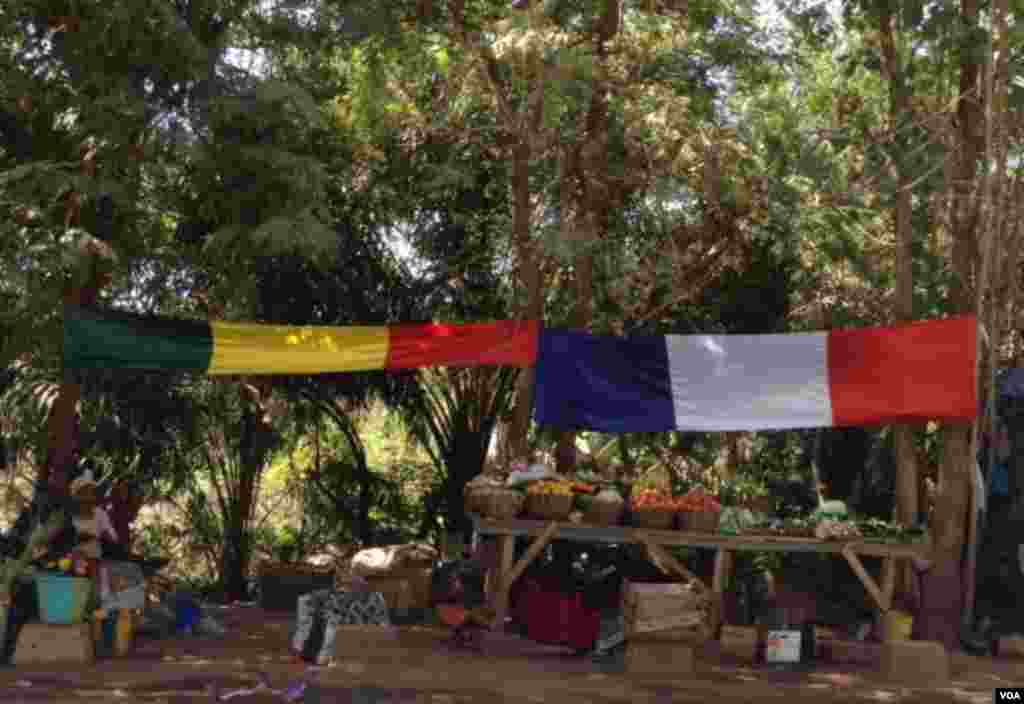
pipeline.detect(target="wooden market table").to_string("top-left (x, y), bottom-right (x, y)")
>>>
top-left (472, 517), bottom-right (930, 634)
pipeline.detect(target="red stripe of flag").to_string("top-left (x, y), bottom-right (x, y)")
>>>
top-left (827, 316), bottom-right (977, 427)
top-left (386, 320), bottom-right (540, 370)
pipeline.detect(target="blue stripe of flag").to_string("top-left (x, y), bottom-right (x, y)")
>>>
top-left (534, 330), bottom-right (676, 433)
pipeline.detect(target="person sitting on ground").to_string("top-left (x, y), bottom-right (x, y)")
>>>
top-left (290, 573), bottom-right (391, 666)
top-left (431, 552), bottom-right (495, 651)
top-left (69, 470), bottom-right (118, 600)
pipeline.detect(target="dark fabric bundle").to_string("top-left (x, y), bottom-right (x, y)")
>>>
top-left (430, 560), bottom-right (486, 608)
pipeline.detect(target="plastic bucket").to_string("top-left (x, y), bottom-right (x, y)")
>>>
top-left (35, 575), bottom-right (92, 625)
top-left (884, 610), bottom-right (913, 641)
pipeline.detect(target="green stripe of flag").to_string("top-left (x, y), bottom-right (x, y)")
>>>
top-left (64, 307), bottom-right (214, 373)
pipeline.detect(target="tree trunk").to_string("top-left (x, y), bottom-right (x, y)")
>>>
top-left (917, 0), bottom-right (985, 646)
top-left (507, 141), bottom-right (541, 461)
top-left (44, 277), bottom-right (110, 495)
top-left (221, 390), bottom-right (273, 602)
top-left (876, 0), bottom-right (919, 600)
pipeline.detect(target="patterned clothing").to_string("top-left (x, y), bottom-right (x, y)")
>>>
top-left (291, 588), bottom-right (390, 664)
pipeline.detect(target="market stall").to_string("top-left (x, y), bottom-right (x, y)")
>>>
top-left (471, 516), bottom-right (928, 632)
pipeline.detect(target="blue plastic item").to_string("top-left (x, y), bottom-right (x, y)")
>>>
top-left (174, 594), bottom-right (201, 635)
top-left (34, 575), bottom-right (91, 625)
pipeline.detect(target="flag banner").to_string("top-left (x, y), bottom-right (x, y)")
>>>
top-left (64, 307), bottom-right (539, 375)
top-left (533, 316), bottom-right (977, 432)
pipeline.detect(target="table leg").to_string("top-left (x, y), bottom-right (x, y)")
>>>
top-left (881, 557), bottom-right (896, 609)
top-left (878, 557), bottom-right (897, 641)
top-left (840, 545), bottom-right (890, 613)
top-left (493, 522), bottom-right (560, 631)
top-left (712, 550), bottom-right (732, 637)
top-left (491, 535), bottom-right (515, 630)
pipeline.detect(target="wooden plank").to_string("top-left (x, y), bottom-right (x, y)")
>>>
top-left (881, 557), bottom-right (896, 609)
top-left (841, 544), bottom-right (889, 612)
top-left (639, 537), bottom-right (705, 592)
top-left (712, 550), bottom-right (732, 593)
top-left (710, 550), bottom-right (732, 636)
top-left (472, 517), bottom-right (928, 559)
top-left (491, 534), bottom-right (516, 630)
top-left (501, 521), bottom-right (559, 592)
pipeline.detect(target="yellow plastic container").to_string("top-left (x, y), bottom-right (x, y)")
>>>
top-left (884, 610), bottom-right (913, 641)
top-left (114, 609), bottom-right (135, 656)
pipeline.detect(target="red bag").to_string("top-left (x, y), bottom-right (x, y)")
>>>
top-left (521, 581), bottom-right (599, 650)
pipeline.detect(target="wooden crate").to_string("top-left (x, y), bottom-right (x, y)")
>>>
top-left (366, 577), bottom-right (412, 613)
top-left (364, 568), bottom-right (433, 611)
top-left (14, 622), bottom-right (94, 664)
top-left (623, 581), bottom-right (711, 642)
top-left (258, 561), bottom-right (335, 612)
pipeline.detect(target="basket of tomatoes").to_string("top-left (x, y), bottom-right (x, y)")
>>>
top-left (630, 489), bottom-right (677, 529)
top-left (676, 489), bottom-right (722, 532)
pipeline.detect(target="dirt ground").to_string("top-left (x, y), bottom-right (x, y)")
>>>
top-left (0, 606), bottom-right (1020, 704)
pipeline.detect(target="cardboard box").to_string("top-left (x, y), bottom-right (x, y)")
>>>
top-left (372, 577), bottom-right (413, 613)
top-left (880, 640), bottom-right (949, 685)
top-left (14, 622), bottom-right (94, 664)
top-left (623, 581), bottom-right (709, 638)
top-left (364, 568), bottom-right (432, 610)
top-left (719, 625), bottom-right (758, 661)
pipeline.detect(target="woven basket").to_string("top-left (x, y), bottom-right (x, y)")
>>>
top-left (682, 511), bottom-right (721, 533)
top-left (631, 507), bottom-right (675, 530)
top-left (525, 493), bottom-right (573, 521)
top-left (476, 488), bottom-right (525, 520)
top-left (584, 500), bottom-right (624, 526)
top-left (743, 496), bottom-right (775, 514)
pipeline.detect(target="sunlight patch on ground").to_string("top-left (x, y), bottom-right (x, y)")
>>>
top-left (810, 672), bottom-right (860, 687)
top-left (866, 689), bottom-right (900, 701)
top-left (936, 687), bottom-right (995, 704)
top-left (333, 661), bottom-right (367, 674)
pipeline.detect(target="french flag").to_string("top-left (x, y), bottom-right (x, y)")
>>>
top-left (533, 317), bottom-right (977, 433)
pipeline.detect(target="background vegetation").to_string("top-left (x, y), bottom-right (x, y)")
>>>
top-left (1, 0), bottom-right (1022, 640)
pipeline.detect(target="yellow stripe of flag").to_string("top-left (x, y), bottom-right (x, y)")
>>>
top-left (208, 322), bottom-right (390, 375)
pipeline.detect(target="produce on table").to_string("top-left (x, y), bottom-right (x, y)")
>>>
top-left (747, 517), bottom-right (817, 537)
top-left (527, 480), bottom-right (574, 496)
top-left (592, 487), bottom-right (624, 504)
top-left (43, 553), bottom-right (88, 576)
top-left (856, 519), bottom-right (927, 543)
top-left (814, 518), bottom-right (861, 540)
top-left (569, 481), bottom-right (598, 494)
top-left (676, 488), bottom-right (722, 513)
top-left (718, 507), bottom-right (758, 535)
top-left (583, 486), bottom-right (625, 525)
top-left (631, 489), bottom-right (677, 511)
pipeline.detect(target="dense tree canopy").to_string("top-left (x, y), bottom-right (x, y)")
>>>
top-left (1, 0), bottom-right (1023, 631)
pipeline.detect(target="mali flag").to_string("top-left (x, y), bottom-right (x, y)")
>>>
top-left (64, 306), bottom-right (540, 375)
